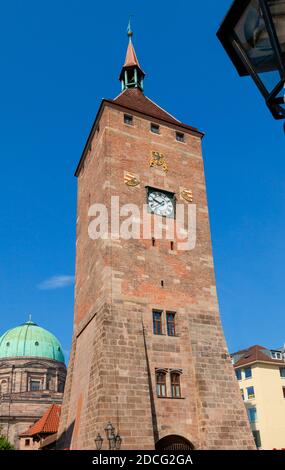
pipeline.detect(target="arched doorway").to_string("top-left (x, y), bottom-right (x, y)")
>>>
top-left (155, 435), bottom-right (195, 451)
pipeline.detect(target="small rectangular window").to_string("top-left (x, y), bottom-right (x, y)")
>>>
top-left (30, 380), bottom-right (41, 391)
top-left (171, 372), bottom-right (181, 398)
top-left (244, 367), bottom-right (252, 379)
top-left (124, 114), bottom-right (133, 125)
top-left (247, 407), bottom-right (257, 423)
top-left (151, 123), bottom-right (160, 134)
top-left (176, 132), bottom-right (185, 142)
top-left (282, 387), bottom-right (285, 398)
top-left (247, 386), bottom-right (255, 399)
top-left (58, 381), bottom-right (65, 393)
top-left (271, 351), bottom-right (282, 359)
top-left (156, 372), bottom-right (166, 397)
top-left (235, 369), bottom-right (242, 381)
top-left (153, 310), bottom-right (162, 335)
top-left (166, 312), bottom-right (176, 336)
top-left (280, 367), bottom-right (285, 378)
top-left (25, 439), bottom-right (30, 447)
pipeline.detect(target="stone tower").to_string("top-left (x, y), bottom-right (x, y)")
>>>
top-left (57, 26), bottom-right (255, 450)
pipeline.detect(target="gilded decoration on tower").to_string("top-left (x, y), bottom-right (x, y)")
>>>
top-left (124, 171), bottom-right (140, 187)
top-left (180, 188), bottom-right (193, 203)
top-left (149, 151), bottom-right (168, 173)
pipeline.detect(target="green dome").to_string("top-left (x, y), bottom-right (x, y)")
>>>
top-left (0, 321), bottom-right (65, 363)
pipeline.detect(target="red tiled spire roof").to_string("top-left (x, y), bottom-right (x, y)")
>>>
top-left (119, 22), bottom-right (145, 84)
top-left (124, 40), bottom-right (141, 69)
top-left (74, 25), bottom-right (204, 177)
top-left (20, 404), bottom-right (61, 437)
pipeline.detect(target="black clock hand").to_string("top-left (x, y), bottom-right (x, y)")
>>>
top-left (153, 197), bottom-right (164, 205)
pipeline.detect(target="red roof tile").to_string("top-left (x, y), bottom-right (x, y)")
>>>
top-left (75, 88), bottom-right (204, 177)
top-left (20, 404), bottom-right (61, 437)
top-left (232, 345), bottom-right (285, 368)
top-left (113, 88), bottom-right (199, 132)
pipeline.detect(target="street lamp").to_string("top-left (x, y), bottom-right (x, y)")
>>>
top-left (104, 422), bottom-right (115, 440)
top-left (103, 422), bottom-right (122, 450)
top-left (109, 432), bottom-right (117, 450)
top-left (95, 434), bottom-right (103, 450)
top-left (115, 434), bottom-right (122, 450)
top-left (217, 0), bottom-right (285, 120)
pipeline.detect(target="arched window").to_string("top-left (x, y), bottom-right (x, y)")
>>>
top-left (171, 372), bottom-right (181, 398)
top-left (156, 371), bottom-right (167, 398)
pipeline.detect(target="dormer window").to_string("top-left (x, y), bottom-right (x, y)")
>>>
top-left (151, 123), bottom-right (160, 134)
top-left (272, 351), bottom-right (282, 360)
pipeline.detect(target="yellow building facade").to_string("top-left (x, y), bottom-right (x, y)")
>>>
top-left (232, 345), bottom-right (285, 450)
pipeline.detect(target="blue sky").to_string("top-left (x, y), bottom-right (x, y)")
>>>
top-left (0, 0), bottom-right (284, 361)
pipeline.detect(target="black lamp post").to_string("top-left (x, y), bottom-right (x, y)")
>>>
top-left (104, 422), bottom-right (115, 440)
top-left (95, 423), bottom-right (122, 450)
top-left (217, 0), bottom-right (285, 120)
top-left (115, 434), bottom-right (122, 450)
top-left (95, 434), bottom-right (103, 450)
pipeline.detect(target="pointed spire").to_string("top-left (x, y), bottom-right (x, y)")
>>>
top-left (124, 40), bottom-right (141, 69)
top-left (119, 21), bottom-right (145, 92)
top-left (127, 18), bottom-right (133, 40)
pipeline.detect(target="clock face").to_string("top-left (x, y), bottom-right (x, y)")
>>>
top-left (148, 190), bottom-right (175, 218)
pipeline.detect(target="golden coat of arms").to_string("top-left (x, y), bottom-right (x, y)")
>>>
top-left (124, 172), bottom-right (140, 187)
top-left (180, 188), bottom-right (193, 203)
top-left (149, 151), bottom-right (168, 173)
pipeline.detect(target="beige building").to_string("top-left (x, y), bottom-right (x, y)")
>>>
top-left (232, 345), bottom-right (285, 450)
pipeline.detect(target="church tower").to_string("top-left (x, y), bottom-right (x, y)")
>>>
top-left (57, 26), bottom-right (255, 450)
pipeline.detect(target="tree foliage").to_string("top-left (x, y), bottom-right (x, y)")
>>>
top-left (0, 427), bottom-right (14, 450)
